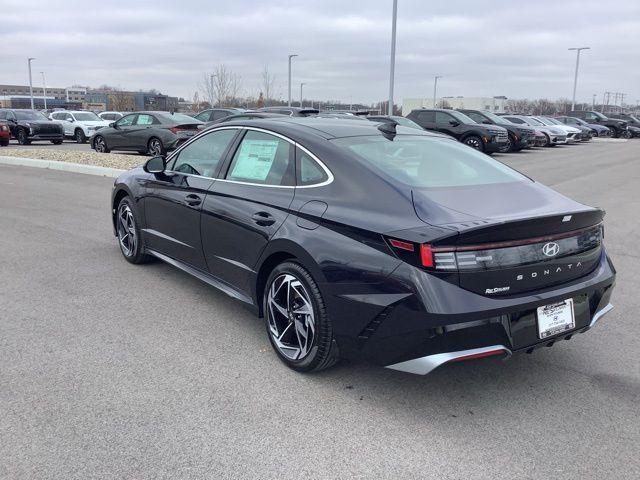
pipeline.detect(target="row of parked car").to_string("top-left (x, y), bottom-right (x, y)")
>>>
top-left (0, 106), bottom-right (637, 156)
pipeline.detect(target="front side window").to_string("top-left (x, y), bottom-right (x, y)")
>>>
top-left (435, 112), bottom-right (453, 124)
top-left (332, 135), bottom-right (527, 188)
top-left (116, 115), bottom-right (136, 127)
top-left (465, 112), bottom-right (486, 123)
top-left (226, 130), bottom-right (293, 186)
top-left (171, 129), bottom-right (237, 177)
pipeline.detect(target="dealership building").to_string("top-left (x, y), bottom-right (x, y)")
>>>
top-left (402, 96), bottom-right (508, 115)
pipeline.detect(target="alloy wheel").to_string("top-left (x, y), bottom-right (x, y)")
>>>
top-left (465, 137), bottom-right (482, 150)
top-left (95, 136), bottom-right (106, 153)
top-left (117, 203), bottom-right (137, 257)
top-left (266, 273), bottom-right (316, 360)
top-left (149, 139), bottom-right (162, 156)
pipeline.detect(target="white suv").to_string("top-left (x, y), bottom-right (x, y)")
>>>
top-left (49, 111), bottom-right (111, 143)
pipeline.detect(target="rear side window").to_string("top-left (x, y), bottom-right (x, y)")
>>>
top-left (195, 111), bottom-right (211, 122)
top-left (136, 114), bottom-right (158, 125)
top-left (226, 130), bottom-right (294, 186)
top-left (506, 117), bottom-right (524, 124)
top-left (296, 147), bottom-right (328, 186)
top-left (332, 135), bottom-right (527, 188)
top-left (416, 111), bottom-right (435, 122)
top-left (212, 110), bottom-right (230, 121)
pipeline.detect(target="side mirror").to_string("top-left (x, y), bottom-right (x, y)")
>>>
top-left (110, 122), bottom-right (118, 129)
top-left (8, 118), bottom-right (17, 124)
top-left (449, 120), bottom-right (460, 127)
top-left (143, 156), bottom-right (165, 174)
top-left (68, 118), bottom-right (75, 123)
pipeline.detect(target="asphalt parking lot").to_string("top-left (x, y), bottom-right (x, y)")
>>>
top-left (1, 141), bottom-right (638, 479)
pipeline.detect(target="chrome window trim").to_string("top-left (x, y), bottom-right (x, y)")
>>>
top-left (164, 125), bottom-right (334, 188)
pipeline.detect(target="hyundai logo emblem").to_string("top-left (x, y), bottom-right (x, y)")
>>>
top-left (542, 242), bottom-right (560, 257)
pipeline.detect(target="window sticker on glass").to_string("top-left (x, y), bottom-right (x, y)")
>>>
top-left (230, 139), bottom-right (280, 181)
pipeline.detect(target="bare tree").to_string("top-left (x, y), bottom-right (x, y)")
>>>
top-left (200, 64), bottom-right (243, 107)
top-left (261, 65), bottom-right (276, 106)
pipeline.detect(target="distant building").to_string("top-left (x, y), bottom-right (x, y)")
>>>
top-left (402, 96), bottom-right (508, 115)
top-left (0, 83), bottom-right (178, 112)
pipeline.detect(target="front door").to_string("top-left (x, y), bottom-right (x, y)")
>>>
top-left (143, 128), bottom-right (240, 270)
top-left (110, 114), bottom-right (138, 149)
top-left (201, 129), bottom-right (296, 293)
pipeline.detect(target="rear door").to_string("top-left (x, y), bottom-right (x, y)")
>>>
top-left (143, 128), bottom-right (240, 270)
top-left (201, 128), bottom-right (296, 292)
top-left (412, 110), bottom-right (436, 131)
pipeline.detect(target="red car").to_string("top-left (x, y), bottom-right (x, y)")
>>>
top-left (0, 121), bottom-right (10, 146)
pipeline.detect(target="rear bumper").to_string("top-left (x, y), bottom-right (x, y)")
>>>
top-left (326, 250), bottom-right (616, 372)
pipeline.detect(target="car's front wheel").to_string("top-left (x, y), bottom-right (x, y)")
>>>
top-left (75, 129), bottom-right (87, 144)
top-left (51, 139), bottom-right (63, 145)
top-left (264, 262), bottom-right (338, 372)
top-left (463, 135), bottom-right (484, 152)
top-left (116, 197), bottom-right (152, 264)
top-left (94, 135), bottom-right (110, 153)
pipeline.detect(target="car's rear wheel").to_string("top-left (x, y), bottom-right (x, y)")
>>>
top-left (75, 129), bottom-right (86, 144)
top-left (17, 128), bottom-right (30, 145)
top-left (94, 135), bottom-right (110, 153)
top-left (147, 137), bottom-right (165, 156)
top-left (264, 262), bottom-right (338, 372)
top-left (116, 197), bottom-right (152, 264)
top-left (463, 135), bottom-right (483, 152)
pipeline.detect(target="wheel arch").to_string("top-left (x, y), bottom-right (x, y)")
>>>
top-left (253, 239), bottom-right (326, 318)
top-left (111, 187), bottom-right (134, 235)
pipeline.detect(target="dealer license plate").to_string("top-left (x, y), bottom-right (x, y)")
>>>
top-left (537, 299), bottom-right (575, 339)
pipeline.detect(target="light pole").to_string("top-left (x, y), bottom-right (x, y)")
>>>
top-left (433, 75), bottom-right (442, 107)
top-left (568, 47), bottom-right (590, 110)
top-left (592, 93), bottom-right (596, 109)
top-left (288, 54), bottom-right (298, 107)
top-left (40, 72), bottom-right (47, 110)
top-left (300, 82), bottom-right (305, 108)
top-left (388, 0), bottom-right (398, 115)
top-left (28, 58), bottom-right (35, 109)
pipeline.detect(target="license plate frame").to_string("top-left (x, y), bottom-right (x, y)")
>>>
top-left (536, 299), bottom-right (575, 339)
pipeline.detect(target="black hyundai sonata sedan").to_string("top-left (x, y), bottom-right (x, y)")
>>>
top-left (110, 118), bottom-right (615, 374)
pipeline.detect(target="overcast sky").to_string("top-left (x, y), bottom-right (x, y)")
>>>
top-left (2, 0), bottom-right (639, 105)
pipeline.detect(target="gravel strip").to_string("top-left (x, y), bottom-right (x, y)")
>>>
top-left (0, 148), bottom-right (146, 170)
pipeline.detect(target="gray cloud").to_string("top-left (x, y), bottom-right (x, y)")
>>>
top-left (1, 0), bottom-right (639, 105)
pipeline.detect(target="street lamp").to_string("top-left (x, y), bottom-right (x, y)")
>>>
top-left (568, 47), bottom-right (590, 110)
top-left (388, 0), bottom-right (398, 115)
top-left (300, 82), bottom-right (305, 108)
top-left (40, 72), bottom-right (47, 110)
top-left (27, 58), bottom-right (35, 109)
top-left (288, 54), bottom-right (298, 107)
top-left (433, 75), bottom-right (442, 107)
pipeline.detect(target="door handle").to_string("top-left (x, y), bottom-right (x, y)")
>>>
top-left (251, 211), bottom-right (276, 226)
top-left (185, 194), bottom-right (202, 207)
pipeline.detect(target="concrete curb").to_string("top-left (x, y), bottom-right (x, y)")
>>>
top-left (0, 155), bottom-right (126, 178)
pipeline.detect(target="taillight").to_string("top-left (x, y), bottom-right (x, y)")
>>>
top-left (169, 127), bottom-right (183, 134)
top-left (420, 244), bottom-right (434, 268)
top-left (389, 239), bottom-right (414, 251)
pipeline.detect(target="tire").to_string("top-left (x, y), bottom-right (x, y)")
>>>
top-left (75, 129), bottom-right (86, 144)
top-left (264, 261), bottom-right (338, 373)
top-left (463, 135), bottom-right (484, 152)
top-left (51, 140), bottom-right (63, 145)
top-left (16, 128), bottom-right (30, 145)
top-left (542, 133), bottom-right (551, 147)
top-left (0, 140), bottom-right (8, 147)
top-left (93, 135), bottom-right (110, 153)
top-left (499, 135), bottom-right (512, 153)
top-left (116, 197), bottom-right (153, 264)
top-left (147, 137), bottom-right (165, 156)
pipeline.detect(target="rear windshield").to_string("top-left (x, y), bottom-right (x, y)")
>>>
top-left (157, 113), bottom-right (202, 123)
top-left (332, 135), bottom-right (528, 188)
